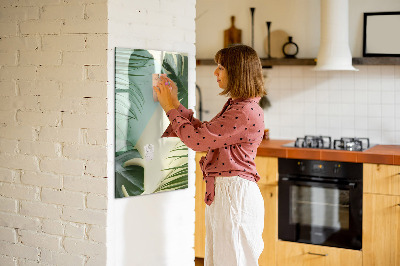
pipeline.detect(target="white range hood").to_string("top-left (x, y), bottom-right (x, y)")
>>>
top-left (314, 0), bottom-right (358, 71)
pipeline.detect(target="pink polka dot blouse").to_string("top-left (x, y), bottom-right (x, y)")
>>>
top-left (161, 97), bottom-right (265, 205)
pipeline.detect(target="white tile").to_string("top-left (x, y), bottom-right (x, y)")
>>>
top-left (329, 116), bottom-right (341, 129)
top-left (382, 117), bottom-right (396, 131)
top-left (341, 117), bottom-right (355, 129)
top-left (328, 76), bottom-right (341, 90)
top-left (394, 66), bottom-right (400, 78)
top-left (381, 131), bottom-right (396, 145)
top-left (395, 130), bottom-right (400, 144)
top-left (381, 66), bottom-right (395, 77)
top-left (341, 104), bottom-right (355, 116)
top-left (367, 65), bottom-right (381, 76)
top-left (303, 67), bottom-right (316, 78)
top-left (292, 102), bottom-right (305, 113)
top-left (367, 129), bottom-right (382, 144)
top-left (291, 67), bottom-right (303, 78)
top-left (329, 103), bottom-right (341, 116)
top-left (395, 78), bottom-right (400, 91)
top-left (280, 114), bottom-right (292, 127)
top-left (368, 117), bottom-right (382, 131)
top-left (304, 102), bottom-right (316, 115)
top-left (316, 103), bottom-right (329, 115)
top-left (355, 128), bottom-right (368, 138)
top-left (381, 78), bottom-right (395, 91)
top-left (316, 115), bottom-right (330, 128)
top-left (304, 88), bottom-right (316, 103)
top-left (291, 77), bottom-right (304, 90)
top-left (367, 76), bottom-right (381, 91)
top-left (279, 126), bottom-right (294, 138)
top-left (291, 92), bottom-right (304, 103)
top-left (382, 104), bottom-right (395, 118)
top-left (382, 91), bottom-right (395, 104)
top-left (279, 67), bottom-right (292, 78)
top-left (367, 91), bottom-right (381, 105)
top-left (355, 104), bottom-right (368, 116)
top-left (367, 104), bottom-right (381, 118)
top-left (279, 78), bottom-right (291, 89)
top-left (315, 77), bottom-right (329, 90)
top-left (341, 128), bottom-right (355, 137)
top-left (328, 88), bottom-right (341, 103)
top-left (316, 89), bottom-right (329, 103)
top-left (355, 116), bottom-right (368, 130)
top-left (316, 70), bottom-right (328, 79)
top-left (354, 90), bottom-right (368, 104)
top-left (292, 114), bottom-right (305, 127)
top-left (341, 89), bottom-right (355, 104)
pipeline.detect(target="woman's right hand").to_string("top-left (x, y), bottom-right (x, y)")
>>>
top-left (160, 76), bottom-right (180, 109)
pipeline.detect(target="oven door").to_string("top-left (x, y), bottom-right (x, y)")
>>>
top-left (278, 176), bottom-right (362, 250)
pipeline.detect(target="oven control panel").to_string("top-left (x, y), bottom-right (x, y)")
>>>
top-left (280, 158), bottom-right (362, 180)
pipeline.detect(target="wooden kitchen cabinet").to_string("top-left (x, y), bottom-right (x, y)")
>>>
top-left (363, 193), bottom-right (400, 266)
top-left (258, 184), bottom-right (278, 266)
top-left (363, 162), bottom-right (400, 266)
top-left (364, 164), bottom-right (400, 196)
top-left (195, 152), bottom-right (207, 258)
top-left (255, 156), bottom-right (278, 186)
top-left (276, 241), bottom-right (362, 266)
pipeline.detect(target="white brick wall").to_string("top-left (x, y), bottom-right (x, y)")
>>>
top-left (0, 0), bottom-right (108, 265)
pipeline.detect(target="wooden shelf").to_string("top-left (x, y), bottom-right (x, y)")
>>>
top-left (196, 57), bottom-right (400, 67)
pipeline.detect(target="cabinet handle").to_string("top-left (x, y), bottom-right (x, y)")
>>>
top-left (397, 204), bottom-right (400, 207)
top-left (307, 252), bottom-right (328, 256)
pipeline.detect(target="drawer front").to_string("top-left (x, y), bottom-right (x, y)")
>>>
top-left (364, 164), bottom-right (400, 196)
top-left (277, 241), bottom-right (362, 266)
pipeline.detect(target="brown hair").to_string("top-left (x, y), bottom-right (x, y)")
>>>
top-left (214, 44), bottom-right (266, 99)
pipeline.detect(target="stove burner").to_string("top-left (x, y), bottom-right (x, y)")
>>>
top-left (333, 137), bottom-right (370, 151)
top-left (295, 135), bottom-right (332, 149)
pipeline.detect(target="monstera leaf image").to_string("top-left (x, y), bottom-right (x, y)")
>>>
top-left (114, 48), bottom-right (188, 198)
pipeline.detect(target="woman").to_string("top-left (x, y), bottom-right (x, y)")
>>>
top-left (154, 44), bottom-right (266, 266)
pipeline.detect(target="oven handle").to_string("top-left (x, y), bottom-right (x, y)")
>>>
top-left (280, 177), bottom-right (357, 189)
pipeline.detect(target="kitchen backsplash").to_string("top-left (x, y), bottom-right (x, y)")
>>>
top-left (196, 65), bottom-right (400, 145)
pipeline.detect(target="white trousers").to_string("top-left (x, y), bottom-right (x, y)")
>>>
top-left (205, 176), bottom-right (264, 266)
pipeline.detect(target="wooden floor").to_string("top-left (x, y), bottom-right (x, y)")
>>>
top-left (195, 257), bottom-right (204, 266)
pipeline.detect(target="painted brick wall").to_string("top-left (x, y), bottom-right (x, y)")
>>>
top-left (0, 1), bottom-right (108, 265)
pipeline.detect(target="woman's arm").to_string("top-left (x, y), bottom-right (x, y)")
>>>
top-left (155, 76), bottom-right (202, 137)
top-left (165, 107), bottom-right (248, 151)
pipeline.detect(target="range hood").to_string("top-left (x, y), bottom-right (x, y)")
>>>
top-left (314, 0), bottom-right (358, 71)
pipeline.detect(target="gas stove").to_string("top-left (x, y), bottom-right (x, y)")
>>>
top-left (283, 135), bottom-right (373, 151)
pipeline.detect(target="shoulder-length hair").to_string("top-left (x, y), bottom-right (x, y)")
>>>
top-left (214, 44), bottom-right (266, 99)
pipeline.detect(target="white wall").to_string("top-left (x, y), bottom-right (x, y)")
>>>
top-left (107, 1), bottom-right (196, 266)
top-left (196, 0), bottom-right (400, 145)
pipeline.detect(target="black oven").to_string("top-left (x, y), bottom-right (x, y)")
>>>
top-left (278, 158), bottom-right (363, 250)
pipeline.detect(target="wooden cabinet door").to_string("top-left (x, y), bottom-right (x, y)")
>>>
top-left (276, 241), bottom-right (362, 266)
top-left (195, 152), bottom-right (207, 258)
top-left (259, 185), bottom-right (278, 266)
top-left (364, 164), bottom-right (400, 196)
top-left (255, 156), bottom-right (278, 186)
top-left (363, 193), bottom-right (400, 266)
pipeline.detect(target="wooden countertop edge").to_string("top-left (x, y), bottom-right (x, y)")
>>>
top-left (255, 140), bottom-right (400, 166)
top-left (195, 140), bottom-right (400, 165)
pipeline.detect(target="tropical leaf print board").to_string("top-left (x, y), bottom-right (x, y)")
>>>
top-left (114, 48), bottom-right (189, 198)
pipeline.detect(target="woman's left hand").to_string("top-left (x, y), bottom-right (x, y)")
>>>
top-left (153, 76), bottom-right (176, 113)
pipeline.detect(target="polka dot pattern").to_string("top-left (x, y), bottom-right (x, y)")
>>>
top-left (161, 97), bottom-right (265, 206)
